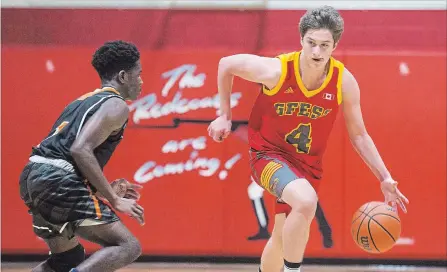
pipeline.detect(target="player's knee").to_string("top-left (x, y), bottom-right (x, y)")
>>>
top-left (47, 244), bottom-right (85, 272)
top-left (283, 180), bottom-right (318, 220)
top-left (293, 195), bottom-right (318, 221)
top-left (293, 194), bottom-right (318, 220)
top-left (122, 236), bottom-right (142, 262)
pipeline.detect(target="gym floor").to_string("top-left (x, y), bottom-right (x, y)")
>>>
top-left (2, 263), bottom-right (446, 272)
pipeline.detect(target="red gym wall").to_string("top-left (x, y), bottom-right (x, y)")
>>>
top-left (1, 9), bottom-right (446, 260)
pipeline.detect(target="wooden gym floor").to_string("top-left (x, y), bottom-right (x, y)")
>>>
top-left (1, 263), bottom-right (446, 272)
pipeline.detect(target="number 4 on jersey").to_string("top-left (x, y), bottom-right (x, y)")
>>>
top-left (285, 123), bottom-right (312, 154)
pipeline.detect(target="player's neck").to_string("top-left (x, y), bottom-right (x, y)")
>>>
top-left (101, 82), bottom-right (125, 98)
top-left (299, 55), bottom-right (329, 86)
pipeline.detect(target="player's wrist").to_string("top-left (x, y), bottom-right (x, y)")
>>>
top-left (109, 193), bottom-right (120, 206)
top-left (221, 112), bottom-right (232, 121)
top-left (380, 176), bottom-right (393, 183)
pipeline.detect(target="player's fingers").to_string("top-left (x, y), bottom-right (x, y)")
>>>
top-left (130, 212), bottom-right (144, 225)
top-left (130, 183), bottom-right (143, 190)
top-left (207, 123), bottom-right (214, 132)
top-left (213, 130), bottom-right (222, 141)
top-left (397, 190), bottom-right (409, 204)
top-left (134, 203), bottom-right (144, 213)
top-left (208, 126), bottom-right (216, 138)
top-left (223, 130), bottom-right (230, 138)
top-left (138, 213), bottom-right (145, 226)
top-left (214, 131), bottom-right (224, 142)
top-left (125, 191), bottom-right (140, 200)
top-left (397, 198), bottom-right (407, 214)
top-left (132, 207), bottom-right (143, 218)
top-left (390, 201), bottom-right (398, 213)
top-left (130, 205), bottom-right (145, 225)
top-left (124, 198), bottom-right (136, 204)
top-left (384, 195), bottom-right (390, 205)
top-left (128, 188), bottom-right (141, 197)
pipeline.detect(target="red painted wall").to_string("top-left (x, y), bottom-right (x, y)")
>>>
top-left (1, 9), bottom-right (446, 260)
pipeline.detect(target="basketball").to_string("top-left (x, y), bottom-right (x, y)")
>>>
top-left (351, 201), bottom-right (401, 254)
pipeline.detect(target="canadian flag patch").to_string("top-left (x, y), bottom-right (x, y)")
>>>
top-left (323, 93), bottom-right (334, 100)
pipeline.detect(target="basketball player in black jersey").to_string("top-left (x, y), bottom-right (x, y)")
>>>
top-left (19, 40), bottom-right (144, 272)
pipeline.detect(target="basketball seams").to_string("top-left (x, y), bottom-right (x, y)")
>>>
top-left (372, 213), bottom-right (401, 223)
top-left (370, 214), bottom-right (398, 242)
top-left (355, 203), bottom-right (384, 243)
top-left (359, 211), bottom-right (399, 241)
top-left (367, 218), bottom-right (381, 252)
top-left (351, 202), bottom-right (371, 224)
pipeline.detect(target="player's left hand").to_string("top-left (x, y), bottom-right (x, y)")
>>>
top-left (111, 178), bottom-right (143, 200)
top-left (380, 178), bottom-right (409, 214)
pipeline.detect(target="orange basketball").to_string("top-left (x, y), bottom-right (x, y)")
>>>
top-left (351, 201), bottom-right (401, 254)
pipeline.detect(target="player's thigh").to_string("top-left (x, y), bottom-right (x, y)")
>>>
top-left (250, 153), bottom-right (302, 199)
top-left (75, 220), bottom-right (139, 248)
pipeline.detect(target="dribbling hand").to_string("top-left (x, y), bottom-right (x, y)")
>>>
top-left (112, 197), bottom-right (145, 226)
top-left (380, 178), bottom-right (409, 214)
top-left (208, 115), bottom-right (232, 142)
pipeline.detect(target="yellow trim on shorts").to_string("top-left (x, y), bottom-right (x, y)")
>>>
top-left (260, 161), bottom-right (282, 192)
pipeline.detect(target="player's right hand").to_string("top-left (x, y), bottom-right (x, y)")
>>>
top-left (112, 197), bottom-right (145, 225)
top-left (208, 115), bottom-right (232, 142)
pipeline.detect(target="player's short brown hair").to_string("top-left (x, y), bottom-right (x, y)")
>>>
top-left (299, 5), bottom-right (344, 44)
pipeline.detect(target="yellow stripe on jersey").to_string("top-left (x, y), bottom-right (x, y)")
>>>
top-left (294, 51), bottom-right (334, 98)
top-left (260, 161), bottom-right (283, 192)
top-left (262, 52), bottom-right (297, 96)
top-left (334, 60), bottom-right (345, 105)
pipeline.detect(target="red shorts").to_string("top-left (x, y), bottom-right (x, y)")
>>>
top-left (249, 149), bottom-right (320, 215)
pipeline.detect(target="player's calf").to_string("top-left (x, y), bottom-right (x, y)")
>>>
top-left (260, 214), bottom-right (285, 272)
top-left (280, 179), bottom-right (318, 272)
top-left (73, 221), bottom-right (142, 272)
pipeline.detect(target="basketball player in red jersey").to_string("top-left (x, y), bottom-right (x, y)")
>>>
top-left (208, 5), bottom-right (409, 272)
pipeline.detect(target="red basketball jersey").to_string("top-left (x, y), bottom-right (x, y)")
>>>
top-left (248, 51), bottom-right (345, 179)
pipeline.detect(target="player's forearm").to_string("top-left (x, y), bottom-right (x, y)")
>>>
top-left (350, 134), bottom-right (392, 182)
top-left (217, 57), bottom-right (234, 120)
top-left (71, 148), bottom-right (119, 204)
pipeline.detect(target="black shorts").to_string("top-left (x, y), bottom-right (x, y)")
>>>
top-left (19, 159), bottom-right (119, 239)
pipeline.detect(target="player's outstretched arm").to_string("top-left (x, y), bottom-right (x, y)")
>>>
top-left (217, 54), bottom-right (281, 120)
top-left (341, 69), bottom-right (409, 213)
top-left (71, 97), bottom-right (145, 224)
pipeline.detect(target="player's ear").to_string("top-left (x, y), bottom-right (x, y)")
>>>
top-left (118, 70), bottom-right (128, 84)
top-left (333, 42), bottom-right (338, 51)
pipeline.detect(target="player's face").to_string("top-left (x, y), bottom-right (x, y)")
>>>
top-left (126, 61), bottom-right (143, 101)
top-left (301, 29), bottom-right (336, 68)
